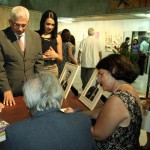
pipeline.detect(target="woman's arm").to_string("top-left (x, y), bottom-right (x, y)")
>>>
top-left (43, 34), bottom-right (63, 62)
top-left (91, 95), bottom-right (130, 141)
top-left (56, 34), bottom-right (63, 62)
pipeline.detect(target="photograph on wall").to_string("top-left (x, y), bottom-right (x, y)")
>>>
top-left (111, 0), bottom-right (150, 10)
top-left (105, 32), bottom-right (123, 52)
top-left (79, 69), bottom-right (103, 110)
top-left (94, 32), bottom-right (99, 39)
top-left (59, 62), bottom-right (79, 99)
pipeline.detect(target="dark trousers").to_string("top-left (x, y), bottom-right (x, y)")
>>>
top-left (138, 55), bottom-right (146, 75)
top-left (71, 86), bottom-right (78, 96)
top-left (81, 67), bottom-right (95, 90)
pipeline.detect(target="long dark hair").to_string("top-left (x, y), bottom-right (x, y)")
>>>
top-left (70, 35), bottom-right (75, 46)
top-left (61, 29), bottom-right (71, 42)
top-left (37, 10), bottom-right (58, 38)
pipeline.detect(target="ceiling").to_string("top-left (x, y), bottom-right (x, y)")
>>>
top-left (0, 0), bottom-right (150, 22)
top-left (72, 13), bottom-right (149, 22)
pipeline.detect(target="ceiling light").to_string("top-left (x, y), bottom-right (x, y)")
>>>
top-left (146, 13), bottom-right (150, 17)
top-left (58, 17), bottom-right (75, 23)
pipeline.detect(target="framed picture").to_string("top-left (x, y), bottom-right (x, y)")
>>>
top-left (79, 69), bottom-right (103, 110)
top-left (105, 32), bottom-right (123, 52)
top-left (59, 62), bottom-right (79, 99)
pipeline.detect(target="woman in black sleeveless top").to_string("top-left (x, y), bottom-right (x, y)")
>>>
top-left (37, 10), bottom-right (62, 77)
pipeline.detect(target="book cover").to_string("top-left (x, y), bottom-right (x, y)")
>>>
top-left (0, 120), bottom-right (9, 133)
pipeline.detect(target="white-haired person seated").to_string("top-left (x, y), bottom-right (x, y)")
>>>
top-left (4, 72), bottom-right (97, 150)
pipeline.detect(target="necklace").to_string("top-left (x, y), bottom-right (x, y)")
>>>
top-left (113, 83), bottom-right (128, 93)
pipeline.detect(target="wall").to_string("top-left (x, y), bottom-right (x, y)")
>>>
top-left (0, 6), bottom-right (42, 30)
top-left (1, 5), bottom-right (150, 59)
top-left (58, 19), bottom-right (150, 59)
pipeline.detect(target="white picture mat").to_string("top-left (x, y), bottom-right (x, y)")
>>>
top-left (59, 62), bottom-right (79, 99)
top-left (79, 69), bottom-right (103, 110)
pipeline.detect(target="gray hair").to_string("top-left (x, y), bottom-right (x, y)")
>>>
top-left (88, 28), bottom-right (94, 36)
top-left (10, 6), bottom-right (29, 21)
top-left (23, 72), bottom-right (63, 114)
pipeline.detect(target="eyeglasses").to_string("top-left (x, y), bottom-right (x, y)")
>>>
top-left (11, 20), bottom-right (28, 29)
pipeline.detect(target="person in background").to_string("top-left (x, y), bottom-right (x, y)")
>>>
top-left (58, 29), bottom-right (78, 96)
top-left (131, 39), bottom-right (139, 54)
top-left (70, 35), bottom-right (76, 59)
top-left (138, 37), bottom-right (149, 75)
top-left (0, 6), bottom-right (43, 106)
top-left (78, 27), bottom-right (102, 89)
top-left (61, 70), bottom-right (71, 91)
top-left (37, 10), bottom-right (62, 77)
top-left (69, 34), bottom-right (79, 96)
top-left (91, 54), bottom-right (142, 150)
top-left (120, 36), bottom-right (130, 51)
top-left (58, 29), bottom-right (78, 75)
top-left (4, 71), bottom-right (97, 150)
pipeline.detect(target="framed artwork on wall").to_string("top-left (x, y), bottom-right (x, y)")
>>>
top-left (79, 69), bottom-right (103, 110)
top-left (94, 32), bottom-right (99, 39)
top-left (59, 62), bottom-right (79, 99)
top-left (105, 32), bottom-right (123, 52)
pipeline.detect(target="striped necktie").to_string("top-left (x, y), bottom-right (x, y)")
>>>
top-left (18, 35), bottom-right (25, 53)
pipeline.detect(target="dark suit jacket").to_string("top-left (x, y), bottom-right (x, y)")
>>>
top-left (4, 108), bottom-right (97, 150)
top-left (0, 27), bottom-right (44, 98)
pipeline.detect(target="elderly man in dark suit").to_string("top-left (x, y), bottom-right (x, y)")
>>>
top-left (0, 6), bottom-right (43, 106)
top-left (4, 72), bottom-right (97, 150)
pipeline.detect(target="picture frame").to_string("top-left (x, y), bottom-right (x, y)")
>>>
top-left (105, 32), bottom-right (123, 52)
top-left (79, 69), bottom-right (103, 110)
top-left (59, 62), bottom-right (79, 99)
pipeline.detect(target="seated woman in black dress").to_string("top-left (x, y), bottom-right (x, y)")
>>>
top-left (91, 54), bottom-right (142, 150)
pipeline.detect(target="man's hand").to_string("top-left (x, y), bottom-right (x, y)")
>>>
top-left (0, 102), bottom-right (4, 112)
top-left (3, 91), bottom-right (16, 106)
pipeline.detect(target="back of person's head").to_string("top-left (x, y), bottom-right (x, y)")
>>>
top-left (96, 54), bottom-right (139, 83)
top-left (141, 37), bottom-right (147, 41)
top-left (38, 10), bottom-right (58, 38)
top-left (61, 29), bottom-right (71, 42)
top-left (10, 6), bottom-right (29, 21)
top-left (125, 37), bottom-right (130, 42)
top-left (70, 35), bottom-right (75, 45)
top-left (23, 72), bottom-right (63, 115)
top-left (88, 28), bottom-right (94, 36)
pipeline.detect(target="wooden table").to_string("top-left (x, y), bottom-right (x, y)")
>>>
top-left (0, 91), bottom-right (103, 149)
top-left (0, 92), bottom-right (103, 124)
top-left (0, 96), bottom-right (30, 124)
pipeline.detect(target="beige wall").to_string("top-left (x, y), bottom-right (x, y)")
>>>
top-left (0, 6), bottom-right (42, 30)
top-left (58, 19), bottom-right (150, 59)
